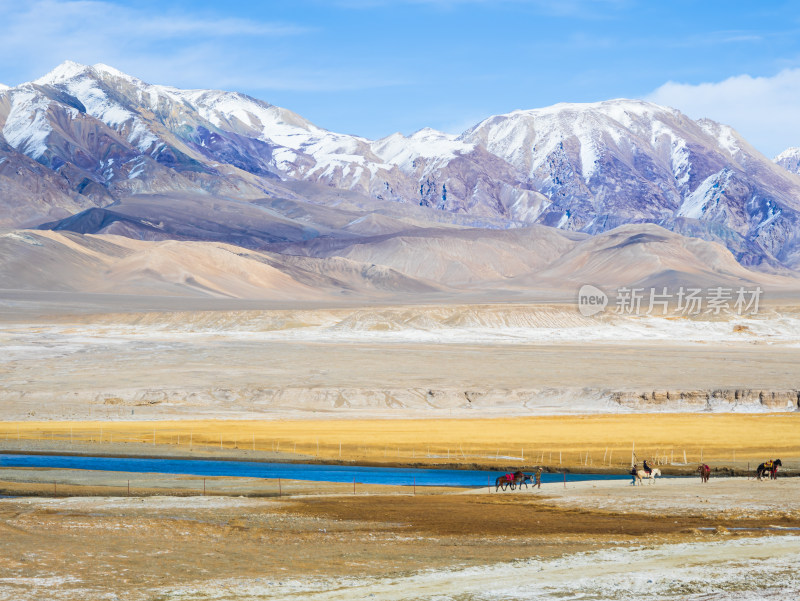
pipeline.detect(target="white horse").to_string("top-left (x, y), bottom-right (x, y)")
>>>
top-left (635, 468), bottom-right (661, 485)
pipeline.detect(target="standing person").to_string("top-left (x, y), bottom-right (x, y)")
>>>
top-left (534, 467), bottom-right (543, 489)
top-left (630, 463), bottom-right (638, 485)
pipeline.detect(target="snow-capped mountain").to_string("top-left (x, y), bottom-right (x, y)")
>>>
top-left (775, 147), bottom-right (800, 175)
top-left (461, 100), bottom-right (800, 267)
top-left (4, 61), bottom-right (800, 269)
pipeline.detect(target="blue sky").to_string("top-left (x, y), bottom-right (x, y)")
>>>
top-left (1, 0), bottom-right (799, 155)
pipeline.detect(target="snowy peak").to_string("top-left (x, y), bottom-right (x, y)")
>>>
top-left (461, 97), bottom-right (702, 184)
top-left (511, 98), bottom-right (678, 121)
top-left (464, 98), bottom-right (681, 139)
top-left (775, 147), bottom-right (800, 175)
top-left (409, 127), bottom-right (455, 141)
top-left (372, 127), bottom-right (473, 171)
top-left (33, 60), bottom-right (92, 85)
top-left (0, 83), bottom-right (9, 91)
top-left (775, 147), bottom-right (800, 161)
top-left (91, 63), bottom-right (144, 85)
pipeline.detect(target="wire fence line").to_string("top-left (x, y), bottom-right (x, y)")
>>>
top-left (0, 426), bottom-right (783, 472)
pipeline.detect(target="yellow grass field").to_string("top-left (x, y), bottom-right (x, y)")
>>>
top-left (2, 414), bottom-right (797, 470)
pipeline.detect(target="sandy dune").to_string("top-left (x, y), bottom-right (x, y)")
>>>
top-left (0, 229), bottom-right (436, 300)
top-left (2, 222), bottom-right (798, 302)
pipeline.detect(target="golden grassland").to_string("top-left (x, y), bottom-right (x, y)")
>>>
top-left (1, 413), bottom-right (798, 470)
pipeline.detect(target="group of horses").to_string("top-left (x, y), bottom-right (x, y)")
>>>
top-left (698, 459), bottom-right (781, 482)
top-left (494, 458), bottom-right (783, 491)
top-left (695, 459), bottom-right (783, 482)
top-left (652, 459), bottom-right (782, 483)
top-left (494, 471), bottom-right (533, 491)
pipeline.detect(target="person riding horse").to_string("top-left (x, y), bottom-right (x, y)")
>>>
top-left (643, 459), bottom-right (652, 475)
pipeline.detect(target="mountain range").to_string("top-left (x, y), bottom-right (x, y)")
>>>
top-left (2, 61), bottom-right (800, 300)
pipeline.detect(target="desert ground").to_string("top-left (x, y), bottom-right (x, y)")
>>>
top-left (3, 299), bottom-right (800, 422)
top-left (3, 299), bottom-right (800, 599)
top-left (1, 473), bottom-right (799, 600)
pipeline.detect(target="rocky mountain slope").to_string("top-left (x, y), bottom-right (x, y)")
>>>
top-left (3, 61), bottom-right (800, 275)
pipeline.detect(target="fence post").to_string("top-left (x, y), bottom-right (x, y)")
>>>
top-left (278, 478), bottom-right (281, 498)
top-left (353, 477), bottom-right (356, 495)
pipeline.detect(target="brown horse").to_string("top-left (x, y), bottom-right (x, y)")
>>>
top-left (495, 473), bottom-right (514, 491)
top-left (756, 459), bottom-right (782, 480)
top-left (698, 464), bottom-right (710, 483)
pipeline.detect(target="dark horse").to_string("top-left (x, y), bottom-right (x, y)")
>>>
top-left (698, 464), bottom-right (710, 483)
top-left (756, 459), bottom-right (782, 480)
top-left (514, 471), bottom-right (533, 489)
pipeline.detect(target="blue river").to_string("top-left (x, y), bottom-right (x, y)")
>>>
top-left (0, 454), bottom-right (630, 487)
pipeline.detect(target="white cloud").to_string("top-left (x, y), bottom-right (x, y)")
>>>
top-left (334, 0), bottom-right (629, 16)
top-left (0, 0), bottom-right (343, 92)
top-left (646, 69), bottom-right (800, 158)
top-left (0, 0), bottom-right (405, 94)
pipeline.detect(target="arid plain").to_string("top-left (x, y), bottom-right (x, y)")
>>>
top-left (3, 294), bottom-right (800, 599)
top-left (5, 37), bottom-right (800, 599)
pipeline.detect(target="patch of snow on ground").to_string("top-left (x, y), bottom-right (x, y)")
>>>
top-left (153, 536), bottom-right (800, 600)
top-left (3, 313), bottom-right (799, 361)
